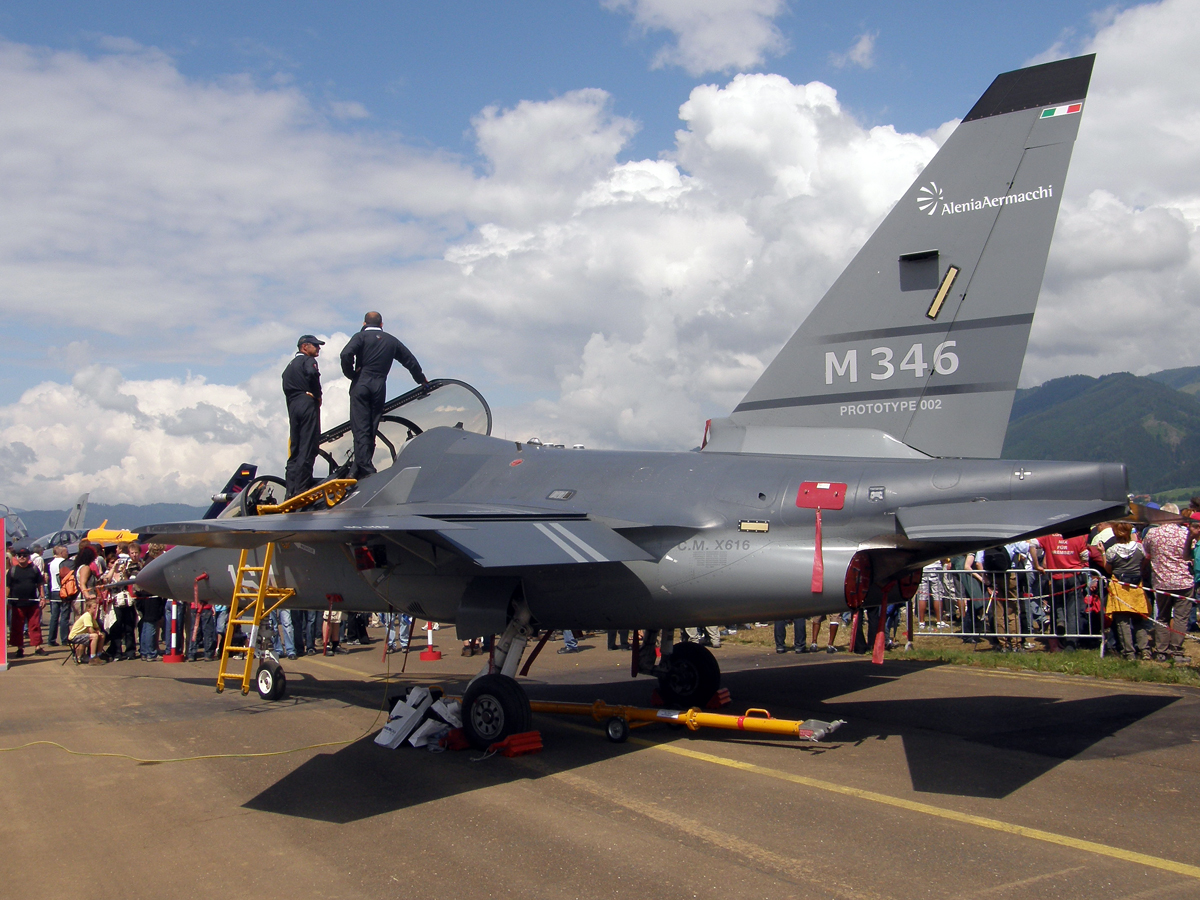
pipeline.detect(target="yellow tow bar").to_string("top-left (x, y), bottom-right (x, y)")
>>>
top-left (528, 699), bottom-right (845, 744)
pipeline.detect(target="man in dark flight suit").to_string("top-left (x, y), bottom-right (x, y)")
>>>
top-left (340, 311), bottom-right (427, 479)
top-left (282, 334), bottom-right (324, 498)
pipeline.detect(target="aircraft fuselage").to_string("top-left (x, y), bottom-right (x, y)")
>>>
top-left (139, 428), bottom-right (1126, 632)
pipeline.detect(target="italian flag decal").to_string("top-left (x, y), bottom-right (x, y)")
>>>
top-left (1041, 102), bottom-right (1083, 118)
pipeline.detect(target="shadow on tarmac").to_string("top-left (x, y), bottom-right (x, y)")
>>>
top-left (717, 658), bottom-right (1180, 798)
top-left (237, 655), bottom-right (1186, 820)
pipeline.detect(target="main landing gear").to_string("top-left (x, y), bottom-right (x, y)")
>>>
top-left (462, 673), bottom-right (532, 748)
top-left (655, 641), bottom-right (720, 708)
top-left (459, 600), bottom-right (536, 750)
top-left (455, 620), bottom-right (725, 750)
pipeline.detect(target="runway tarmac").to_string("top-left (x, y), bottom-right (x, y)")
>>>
top-left (3, 633), bottom-right (1200, 900)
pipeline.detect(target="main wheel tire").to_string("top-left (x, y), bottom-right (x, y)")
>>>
top-left (256, 660), bottom-right (286, 701)
top-left (657, 641), bottom-right (720, 708)
top-left (462, 674), bottom-right (532, 750)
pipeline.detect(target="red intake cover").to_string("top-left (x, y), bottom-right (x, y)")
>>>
top-left (844, 552), bottom-right (872, 610)
top-left (796, 481), bottom-right (846, 510)
top-left (896, 571), bottom-right (922, 601)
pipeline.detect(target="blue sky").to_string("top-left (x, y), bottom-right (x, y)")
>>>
top-left (1, 0), bottom-right (1196, 505)
top-left (2, 1), bottom-right (1123, 164)
top-left (0, 0), bottom-right (1124, 399)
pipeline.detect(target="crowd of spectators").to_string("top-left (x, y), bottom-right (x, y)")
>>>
top-left (6, 539), bottom-right (236, 664)
top-left (4, 539), bottom-right (170, 663)
top-left (3, 536), bottom-right (410, 665)
top-left (911, 500), bottom-right (1200, 663)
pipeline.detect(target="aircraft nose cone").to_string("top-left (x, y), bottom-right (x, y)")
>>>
top-left (136, 556), bottom-right (172, 598)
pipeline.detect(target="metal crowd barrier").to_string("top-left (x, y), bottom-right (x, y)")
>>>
top-left (908, 567), bottom-right (1106, 648)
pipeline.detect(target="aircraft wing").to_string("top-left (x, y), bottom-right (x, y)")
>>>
top-left (139, 508), bottom-right (655, 565)
top-left (896, 499), bottom-right (1128, 543)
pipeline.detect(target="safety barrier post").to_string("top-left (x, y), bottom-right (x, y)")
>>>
top-left (419, 620), bottom-right (442, 661)
top-left (163, 598), bottom-right (186, 663)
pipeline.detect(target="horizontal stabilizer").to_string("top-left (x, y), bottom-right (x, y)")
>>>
top-left (896, 499), bottom-right (1127, 543)
top-left (703, 421), bottom-right (929, 459)
top-left (437, 519), bottom-right (654, 567)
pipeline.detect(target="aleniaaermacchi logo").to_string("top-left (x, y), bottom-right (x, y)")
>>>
top-left (916, 181), bottom-right (1054, 216)
top-left (916, 182), bottom-right (943, 216)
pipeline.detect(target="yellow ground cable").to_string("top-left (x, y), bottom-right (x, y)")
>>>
top-left (0, 639), bottom-right (396, 765)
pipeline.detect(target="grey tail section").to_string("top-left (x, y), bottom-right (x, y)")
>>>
top-left (724, 54), bottom-right (1094, 459)
top-left (62, 493), bottom-right (88, 531)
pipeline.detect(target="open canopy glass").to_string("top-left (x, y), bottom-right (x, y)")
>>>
top-left (316, 378), bottom-right (492, 480)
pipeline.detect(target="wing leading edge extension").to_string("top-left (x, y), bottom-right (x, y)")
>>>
top-left (139, 507), bottom-right (654, 567)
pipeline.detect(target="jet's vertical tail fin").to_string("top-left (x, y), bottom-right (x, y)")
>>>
top-left (62, 493), bottom-right (88, 531)
top-left (203, 464), bottom-right (259, 519)
top-left (722, 54), bottom-right (1094, 459)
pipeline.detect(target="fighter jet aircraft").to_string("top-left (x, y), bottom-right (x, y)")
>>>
top-left (137, 54), bottom-right (1129, 748)
top-left (20, 493), bottom-right (88, 557)
top-left (1, 505), bottom-right (29, 545)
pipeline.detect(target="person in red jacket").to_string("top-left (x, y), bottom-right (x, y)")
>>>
top-left (1034, 533), bottom-right (1090, 649)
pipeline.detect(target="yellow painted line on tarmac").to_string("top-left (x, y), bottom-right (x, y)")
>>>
top-left (627, 736), bottom-right (1200, 880)
top-left (296, 656), bottom-right (372, 678)
top-left (292, 655), bottom-right (404, 682)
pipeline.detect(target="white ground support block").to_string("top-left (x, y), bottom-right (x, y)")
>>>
top-left (430, 697), bottom-right (462, 729)
top-left (408, 718), bottom-right (450, 748)
top-left (375, 687), bottom-right (434, 749)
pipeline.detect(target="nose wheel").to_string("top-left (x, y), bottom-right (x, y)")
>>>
top-left (256, 660), bottom-right (287, 701)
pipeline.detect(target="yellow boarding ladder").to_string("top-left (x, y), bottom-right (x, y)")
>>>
top-left (216, 542), bottom-right (295, 694)
top-left (214, 479), bottom-right (356, 695)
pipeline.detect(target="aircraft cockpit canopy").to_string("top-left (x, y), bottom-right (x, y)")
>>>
top-left (316, 378), bottom-right (491, 480)
top-left (215, 378), bottom-right (492, 518)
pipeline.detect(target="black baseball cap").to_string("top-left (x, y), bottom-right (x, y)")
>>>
top-left (297, 334), bottom-right (326, 348)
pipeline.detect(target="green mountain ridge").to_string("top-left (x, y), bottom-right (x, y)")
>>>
top-left (1145, 365), bottom-right (1200, 395)
top-left (1002, 371), bottom-right (1200, 494)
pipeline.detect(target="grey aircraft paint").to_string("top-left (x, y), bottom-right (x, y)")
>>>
top-left (136, 55), bottom-right (1127, 639)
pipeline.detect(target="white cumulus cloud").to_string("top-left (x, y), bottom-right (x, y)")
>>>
top-left (1022, 0), bottom-right (1200, 385)
top-left (0, 338), bottom-right (354, 508)
top-left (603, 0), bottom-right (788, 75)
top-left (829, 31), bottom-right (878, 70)
top-left (2, 0), bottom-right (1199, 506)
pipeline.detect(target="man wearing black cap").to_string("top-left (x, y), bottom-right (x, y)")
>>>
top-left (282, 335), bottom-right (325, 498)
top-left (340, 311), bottom-right (426, 479)
top-left (6, 547), bottom-right (46, 657)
